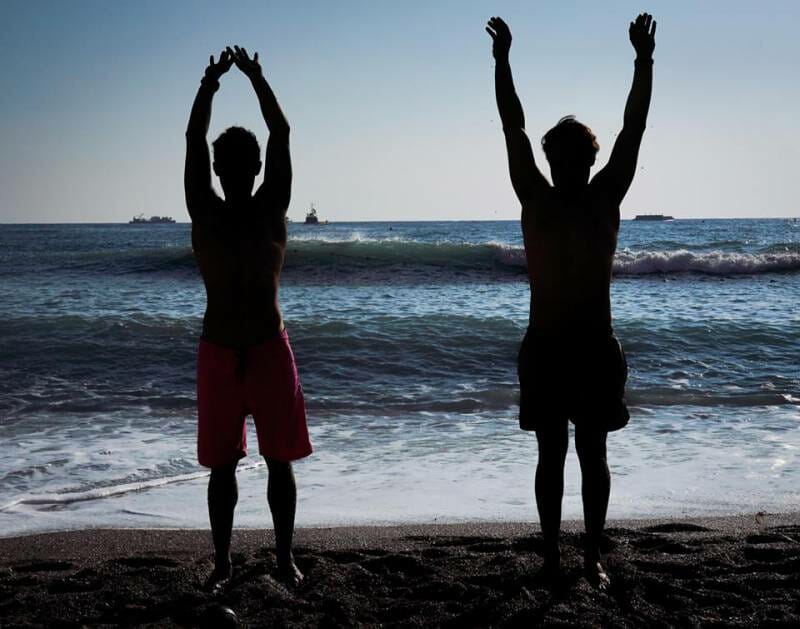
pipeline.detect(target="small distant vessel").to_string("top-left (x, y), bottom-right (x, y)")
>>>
top-left (129, 214), bottom-right (176, 224)
top-left (633, 214), bottom-right (674, 221)
top-left (304, 204), bottom-right (328, 225)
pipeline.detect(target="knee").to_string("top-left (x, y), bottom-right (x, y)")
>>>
top-left (208, 464), bottom-right (238, 504)
top-left (576, 444), bottom-right (607, 467)
top-left (265, 457), bottom-right (293, 475)
top-left (209, 462), bottom-right (237, 482)
top-left (576, 447), bottom-right (609, 478)
top-left (536, 447), bottom-right (568, 476)
top-left (575, 429), bottom-right (607, 460)
top-left (536, 427), bottom-right (569, 461)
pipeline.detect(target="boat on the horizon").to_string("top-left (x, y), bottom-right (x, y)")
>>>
top-left (128, 214), bottom-right (176, 224)
top-left (633, 214), bottom-right (674, 221)
top-left (304, 204), bottom-right (329, 225)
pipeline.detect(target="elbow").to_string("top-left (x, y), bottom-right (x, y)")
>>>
top-left (622, 118), bottom-right (647, 135)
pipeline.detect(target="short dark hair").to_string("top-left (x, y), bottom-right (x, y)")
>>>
top-left (541, 116), bottom-right (599, 166)
top-left (212, 126), bottom-right (261, 169)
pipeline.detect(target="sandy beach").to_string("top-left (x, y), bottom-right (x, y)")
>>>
top-left (1, 513), bottom-right (799, 627)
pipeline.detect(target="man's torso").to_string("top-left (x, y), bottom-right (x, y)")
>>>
top-left (192, 195), bottom-right (287, 347)
top-left (521, 183), bottom-right (619, 332)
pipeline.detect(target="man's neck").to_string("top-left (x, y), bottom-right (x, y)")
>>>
top-left (223, 193), bottom-right (253, 207)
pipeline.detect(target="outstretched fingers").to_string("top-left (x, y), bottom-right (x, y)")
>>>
top-left (629, 12), bottom-right (656, 53)
top-left (206, 49), bottom-right (233, 79)
top-left (633, 12), bottom-right (654, 33)
top-left (232, 45), bottom-right (250, 62)
top-left (227, 44), bottom-right (262, 78)
top-left (488, 16), bottom-right (510, 37)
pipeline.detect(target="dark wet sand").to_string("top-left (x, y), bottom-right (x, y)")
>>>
top-left (1, 514), bottom-right (799, 627)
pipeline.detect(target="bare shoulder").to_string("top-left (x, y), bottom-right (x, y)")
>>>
top-left (247, 194), bottom-right (288, 248)
top-left (189, 193), bottom-right (224, 239)
top-left (588, 177), bottom-right (622, 231)
top-left (521, 184), bottom-right (554, 214)
top-left (589, 166), bottom-right (615, 198)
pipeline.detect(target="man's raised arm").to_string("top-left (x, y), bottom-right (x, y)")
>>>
top-left (184, 51), bottom-right (233, 221)
top-left (230, 46), bottom-right (291, 215)
top-left (593, 13), bottom-right (656, 204)
top-left (486, 17), bottom-right (549, 204)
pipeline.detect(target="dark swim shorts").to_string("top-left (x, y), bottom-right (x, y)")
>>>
top-left (517, 327), bottom-right (630, 432)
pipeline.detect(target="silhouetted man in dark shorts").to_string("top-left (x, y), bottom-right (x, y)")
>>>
top-left (487, 14), bottom-right (656, 587)
top-left (185, 46), bottom-right (311, 589)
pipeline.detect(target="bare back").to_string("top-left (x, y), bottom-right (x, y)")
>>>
top-left (184, 49), bottom-right (292, 348)
top-left (488, 13), bottom-right (653, 334)
top-left (521, 184), bottom-right (619, 332)
top-left (192, 195), bottom-right (287, 347)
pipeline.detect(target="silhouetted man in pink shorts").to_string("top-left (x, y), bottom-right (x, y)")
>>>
top-left (185, 45), bottom-right (311, 589)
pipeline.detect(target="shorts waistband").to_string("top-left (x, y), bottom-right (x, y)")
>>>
top-left (526, 325), bottom-right (614, 340)
top-left (199, 328), bottom-right (289, 353)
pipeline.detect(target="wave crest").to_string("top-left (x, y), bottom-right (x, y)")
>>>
top-left (15, 238), bottom-right (800, 280)
top-left (614, 249), bottom-right (800, 275)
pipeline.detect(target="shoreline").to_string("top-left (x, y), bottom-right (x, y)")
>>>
top-left (2, 513), bottom-right (798, 626)
top-left (3, 510), bottom-right (798, 544)
top-left (2, 511), bottom-right (799, 548)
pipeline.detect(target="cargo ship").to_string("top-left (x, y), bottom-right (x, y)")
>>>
top-left (633, 214), bottom-right (674, 221)
top-left (129, 215), bottom-right (176, 224)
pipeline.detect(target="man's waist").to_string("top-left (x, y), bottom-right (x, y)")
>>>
top-left (526, 323), bottom-right (614, 341)
top-left (201, 310), bottom-right (284, 349)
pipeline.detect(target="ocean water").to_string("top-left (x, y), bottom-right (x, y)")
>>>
top-left (1, 219), bottom-right (798, 536)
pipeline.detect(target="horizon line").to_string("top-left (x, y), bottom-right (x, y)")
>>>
top-left (1, 216), bottom-right (798, 226)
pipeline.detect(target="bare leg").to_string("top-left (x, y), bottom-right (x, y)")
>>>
top-left (265, 457), bottom-right (303, 585)
top-left (206, 462), bottom-right (238, 590)
top-left (534, 421), bottom-right (569, 577)
top-left (575, 425), bottom-right (611, 589)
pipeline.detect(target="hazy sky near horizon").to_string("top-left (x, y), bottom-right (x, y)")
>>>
top-left (1, 0), bottom-right (798, 223)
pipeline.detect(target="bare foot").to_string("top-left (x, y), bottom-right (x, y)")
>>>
top-left (276, 559), bottom-right (304, 587)
top-left (584, 559), bottom-right (611, 590)
top-left (202, 563), bottom-right (232, 594)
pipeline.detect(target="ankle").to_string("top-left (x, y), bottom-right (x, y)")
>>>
top-left (276, 549), bottom-right (295, 567)
top-left (215, 553), bottom-right (232, 571)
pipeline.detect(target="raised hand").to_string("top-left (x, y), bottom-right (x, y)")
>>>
top-left (486, 16), bottom-right (512, 61)
top-left (204, 49), bottom-right (234, 82)
top-left (229, 45), bottom-right (263, 81)
top-left (629, 13), bottom-right (656, 59)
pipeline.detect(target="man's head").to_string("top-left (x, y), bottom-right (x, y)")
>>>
top-left (541, 116), bottom-right (599, 188)
top-left (212, 126), bottom-right (262, 201)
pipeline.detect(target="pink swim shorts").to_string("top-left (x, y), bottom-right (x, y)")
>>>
top-left (197, 330), bottom-right (312, 468)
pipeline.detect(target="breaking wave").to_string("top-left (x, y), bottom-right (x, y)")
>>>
top-left (7, 237), bottom-right (800, 280)
top-left (614, 248), bottom-right (800, 275)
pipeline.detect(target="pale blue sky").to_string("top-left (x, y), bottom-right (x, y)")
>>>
top-left (1, 0), bottom-right (798, 222)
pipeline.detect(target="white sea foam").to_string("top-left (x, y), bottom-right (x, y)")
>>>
top-left (614, 248), bottom-right (800, 275)
top-left (0, 462), bottom-right (264, 513)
